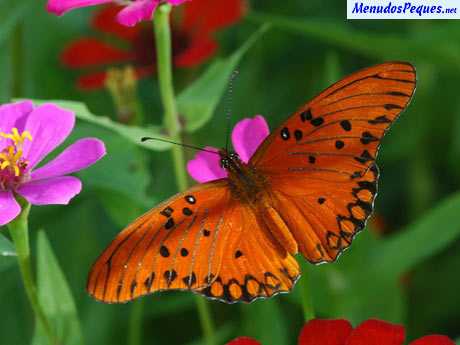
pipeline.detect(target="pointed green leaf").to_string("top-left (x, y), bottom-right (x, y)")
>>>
top-left (24, 100), bottom-right (171, 151)
top-left (0, 232), bottom-right (15, 257)
top-left (178, 24), bottom-right (270, 132)
top-left (306, 193), bottom-right (460, 323)
top-left (0, 233), bottom-right (16, 273)
top-left (322, 51), bottom-right (341, 88)
top-left (372, 192), bottom-right (460, 279)
top-left (248, 13), bottom-right (460, 72)
top-left (32, 231), bottom-right (84, 345)
top-left (70, 123), bottom-right (154, 210)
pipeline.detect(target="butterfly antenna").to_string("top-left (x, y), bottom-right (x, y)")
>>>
top-left (141, 137), bottom-right (219, 155)
top-left (225, 70), bottom-right (239, 152)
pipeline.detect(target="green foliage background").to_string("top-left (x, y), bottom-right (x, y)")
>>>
top-left (1, 0), bottom-right (460, 344)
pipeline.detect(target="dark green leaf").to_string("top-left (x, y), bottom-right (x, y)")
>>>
top-left (372, 192), bottom-right (460, 279)
top-left (248, 13), bottom-right (460, 71)
top-left (71, 123), bottom-right (153, 206)
top-left (240, 300), bottom-right (288, 345)
top-left (0, 233), bottom-right (15, 273)
top-left (304, 230), bottom-right (405, 323)
top-left (69, 122), bottom-right (154, 226)
top-left (184, 324), bottom-right (235, 345)
top-left (142, 294), bottom-right (195, 318)
top-left (178, 24), bottom-right (270, 132)
top-left (0, 232), bottom-right (15, 256)
top-left (33, 231), bottom-right (84, 345)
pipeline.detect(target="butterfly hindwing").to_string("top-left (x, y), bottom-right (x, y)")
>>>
top-left (87, 181), bottom-right (300, 303)
top-left (251, 62), bottom-right (415, 263)
top-left (198, 202), bottom-right (300, 303)
top-left (268, 163), bottom-right (378, 263)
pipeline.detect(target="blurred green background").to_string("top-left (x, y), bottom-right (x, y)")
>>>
top-left (1, 0), bottom-right (460, 344)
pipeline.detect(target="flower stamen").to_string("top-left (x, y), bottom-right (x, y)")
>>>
top-left (0, 127), bottom-right (32, 178)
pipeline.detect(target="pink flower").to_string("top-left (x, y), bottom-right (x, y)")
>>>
top-left (0, 101), bottom-right (106, 226)
top-left (186, 115), bottom-right (269, 183)
top-left (47, 0), bottom-right (190, 27)
top-left (226, 319), bottom-right (455, 345)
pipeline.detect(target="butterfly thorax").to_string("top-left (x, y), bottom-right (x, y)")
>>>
top-left (219, 149), bottom-right (268, 205)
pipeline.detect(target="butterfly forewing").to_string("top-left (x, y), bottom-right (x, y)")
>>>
top-left (251, 62), bottom-right (415, 263)
top-left (87, 182), bottom-right (233, 303)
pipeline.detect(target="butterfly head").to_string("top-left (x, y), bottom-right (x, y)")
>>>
top-left (219, 149), bottom-right (241, 171)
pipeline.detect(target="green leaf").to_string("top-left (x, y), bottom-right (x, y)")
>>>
top-left (177, 24), bottom-right (270, 132)
top-left (240, 300), bottom-right (288, 345)
top-left (143, 294), bottom-right (195, 317)
top-left (184, 324), bottom-right (235, 345)
top-left (248, 13), bottom-right (460, 71)
top-left (306, 192), bottom-right (460, 323)
top-left (0, 233), bottom-right (15, 273)
top-left (26, 100), bottom-right (171, 151)
top-left (303, 230), bottom-right (405, 323)
top-left (455, 337), bottom-right (460, 345)
top-left (372, 192), bottom-right (460, 279)
top-left (32, 231), bottom-right (84, 345)
top-left (0, 232), bottom-right (15, 257)
top-left (322, 51), bottom-right (342, 88)
top-left (71, 122), bottom-right (154, 208)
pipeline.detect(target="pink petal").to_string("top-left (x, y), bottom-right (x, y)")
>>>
top-left (0, 101), bottom-right (34, 151)
top-left (31, 138), bottom-right (106, 181)
top-left (231, 115), bottom-right (269, 163)
top-left (21, 103), bottom-right (75, 170)
top-left (186, 146), bottom-right (226, 183)
top-left (0, 191), bottom-right (21, 226)
top-left (46, 0), bottom-right (112, 15)
top-left (116, 0), bottom-right (159, 27)
top-left (409, 335), bottom-right (455, 345)
top-left (346, 319), bottom-right (405, 345)
top-left (17, 176), bottom-right (82, 205)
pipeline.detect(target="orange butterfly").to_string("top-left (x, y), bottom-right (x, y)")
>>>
top-left (87, 62), bottom-right (416, 303)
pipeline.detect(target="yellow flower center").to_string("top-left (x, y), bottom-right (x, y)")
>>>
top-left (0, 128), bottom-right (32, 178)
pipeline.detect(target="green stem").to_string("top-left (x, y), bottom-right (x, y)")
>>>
top-left (153, 5), bottom-right (215, 345)
top-left (195, 297), bottom-right (215, 345)
top-left (300, 273), bottom-right (315, 321)
top-left (128, 300), bottom-right (144, 345)
top-left (153, 3), bottom-right (188, 190)
top-left (8, 201), bottom-right (57, 344)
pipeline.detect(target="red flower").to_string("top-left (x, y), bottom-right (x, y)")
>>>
top-left (226, 319), bottom-right (455, 345)
top-left (61, 0), bottom-right (245, 90)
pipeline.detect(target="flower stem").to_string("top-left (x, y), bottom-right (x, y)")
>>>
top-left (153, 3), bottom-right (187, 190)
top-left (8, 200), bottom-right (57, 344)
top-left (153, 5), bottom-right (215, 345)
top-left (128, 300), bottom-right (144, 345)
top-left (300, 273), bottom-right (315, 321)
